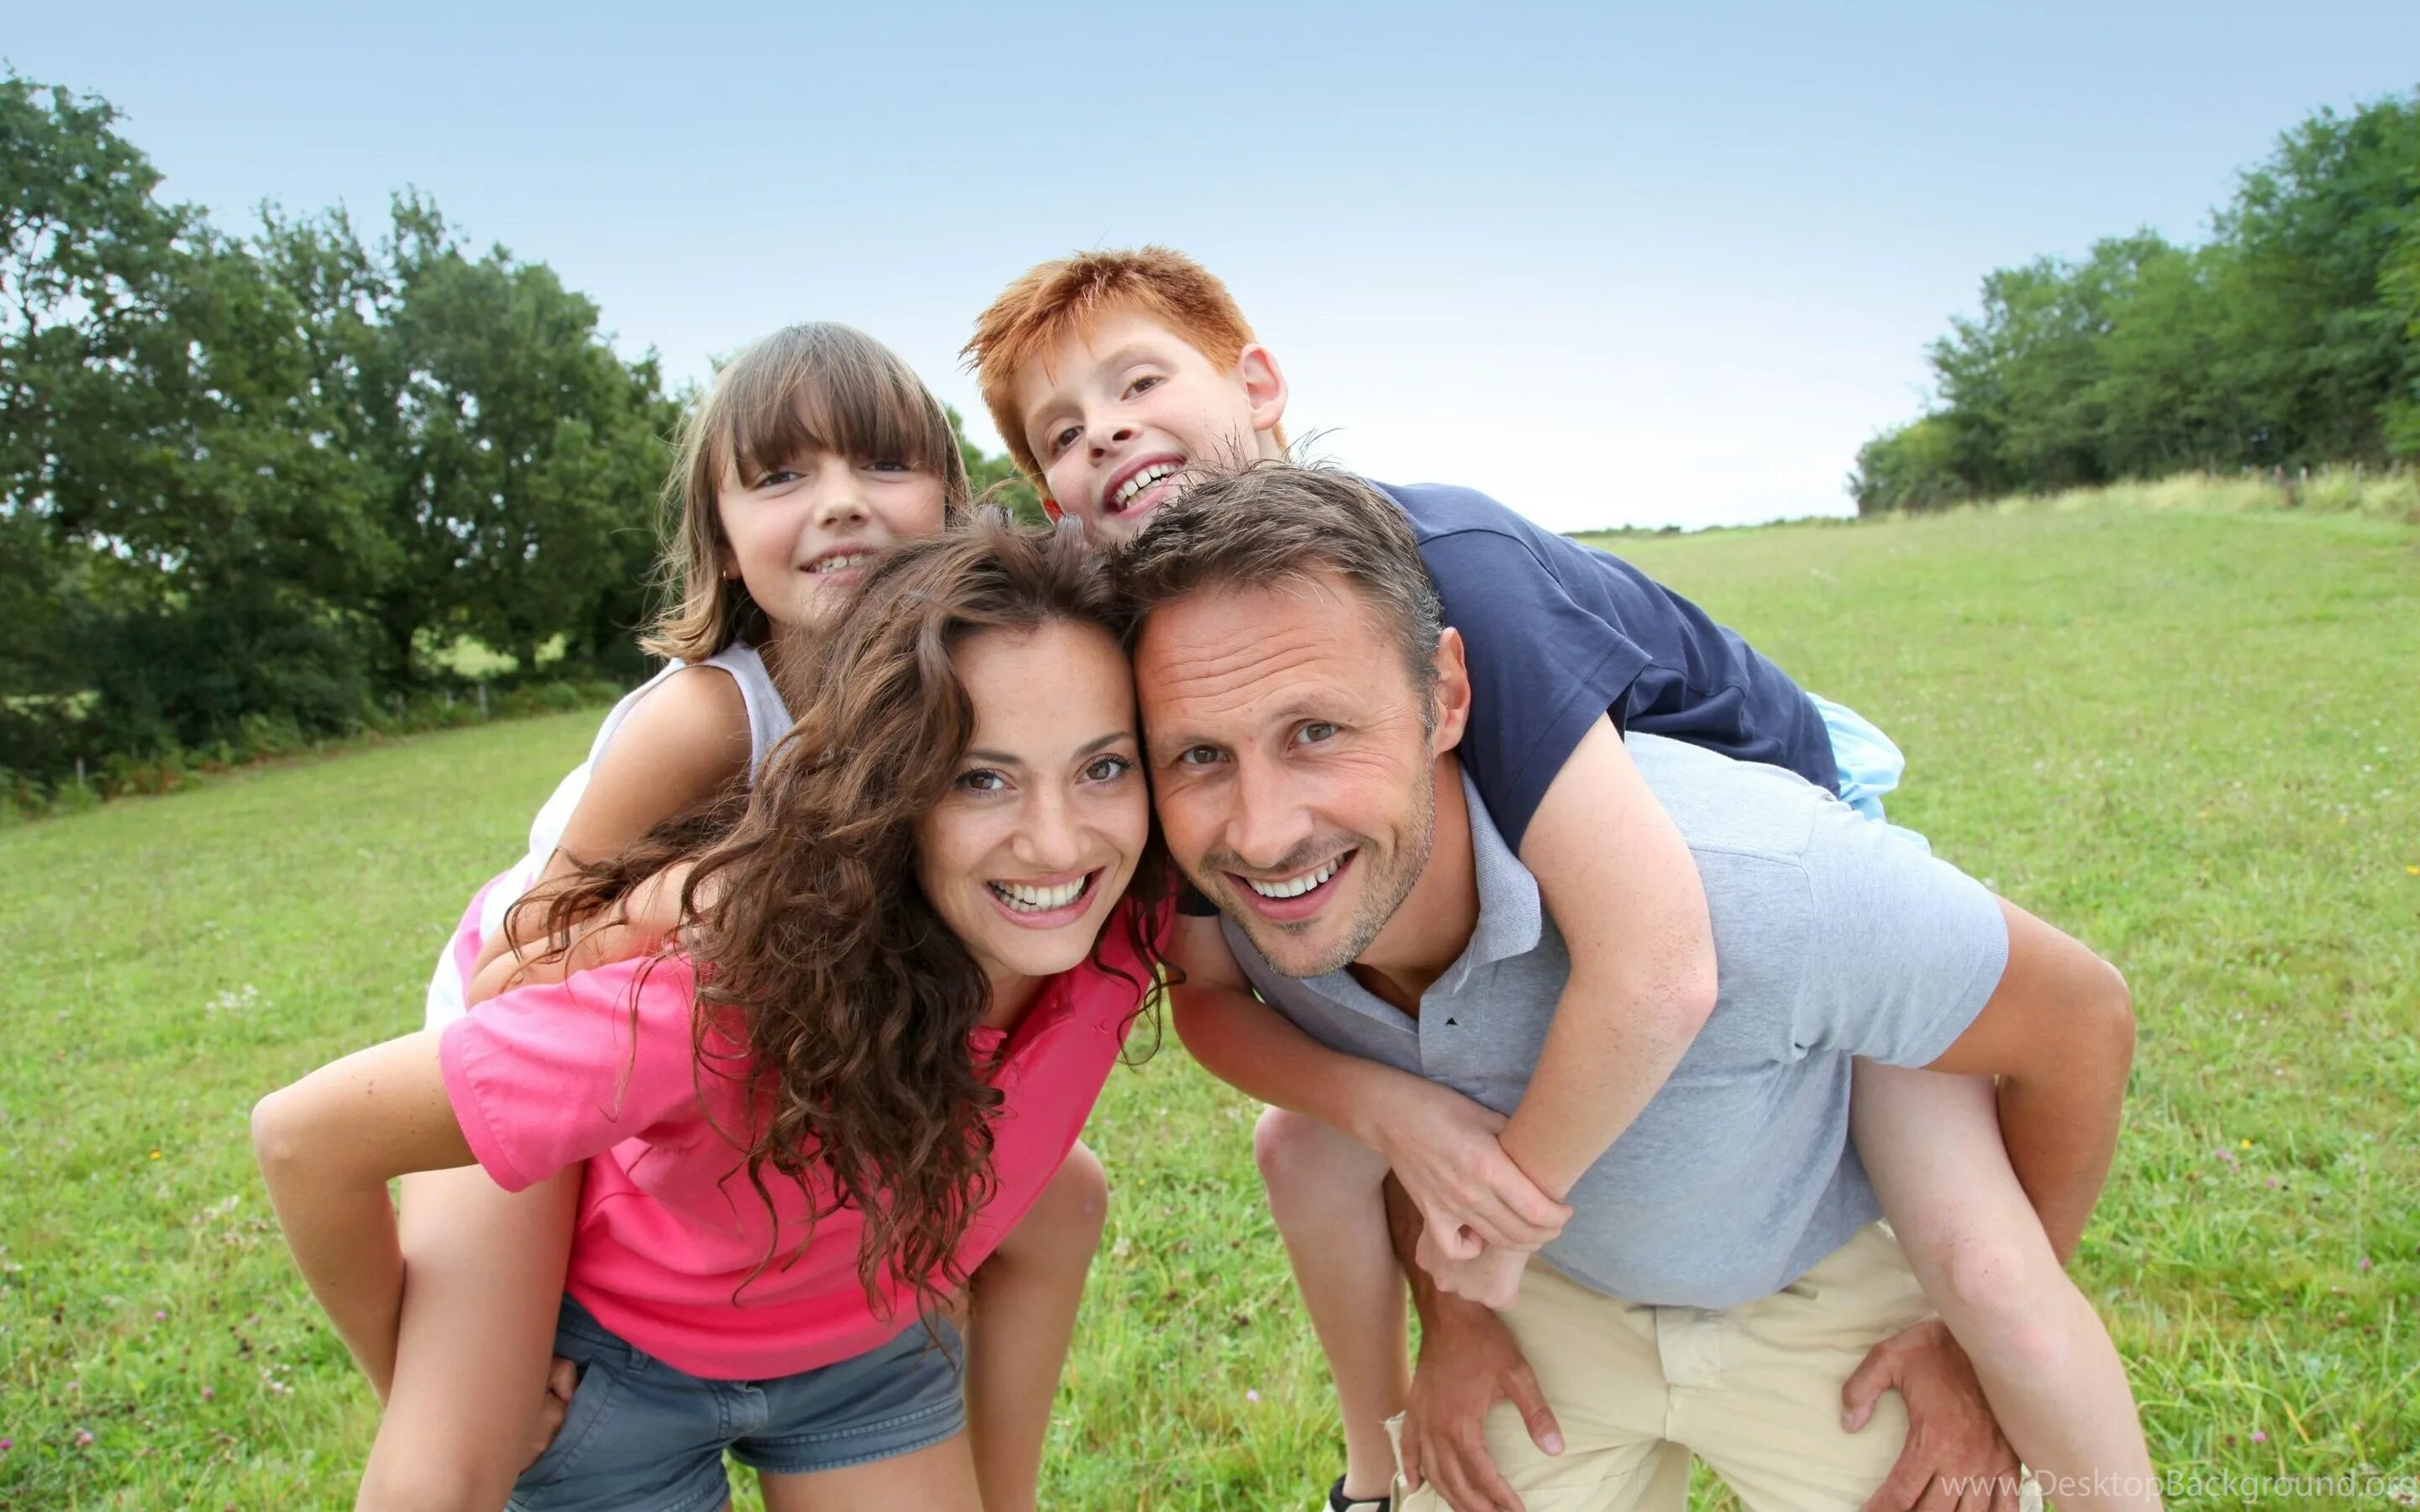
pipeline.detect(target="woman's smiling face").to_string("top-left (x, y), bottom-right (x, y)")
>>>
top-left (914, 618), bottom-right (1149, 1007)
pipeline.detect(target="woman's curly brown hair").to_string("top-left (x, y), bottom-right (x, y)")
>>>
top-left (525, 511), bottom-right (1169, 1326)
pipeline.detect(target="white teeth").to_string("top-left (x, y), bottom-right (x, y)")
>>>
top-left (809, 554), bottom-right (870, 575)
top-left (1112, 462), bottom-right (1180, 510)
top-left (1245, 857), bottom-right (1342, 900)
top-left (991, 876), bottom-right (1090, 913)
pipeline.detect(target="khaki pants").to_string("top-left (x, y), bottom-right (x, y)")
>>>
top-left (1390, 1224), bottom-right (1939, 1512)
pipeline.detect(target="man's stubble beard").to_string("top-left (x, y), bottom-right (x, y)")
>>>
top-left (1255, 757), bottom-right (1437, 980)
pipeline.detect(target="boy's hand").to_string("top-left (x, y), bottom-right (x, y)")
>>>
top-left (1397, 1298), bottom-right (1563, 1512)
top-left (1372, 1081), bottom-right (1570, 1260)
top-left (1419, 1241), bottom-right (1533, 1310)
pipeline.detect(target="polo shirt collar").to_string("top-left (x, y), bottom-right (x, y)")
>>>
top-left (1432, 769), bottom-right (1544, 997)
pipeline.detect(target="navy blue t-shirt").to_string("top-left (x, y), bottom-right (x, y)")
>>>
top-left (1376, 480), bottom-right (1835, 853)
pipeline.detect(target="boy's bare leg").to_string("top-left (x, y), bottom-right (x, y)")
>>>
top-left (357, 1166), bottom-right (581, 1511)
top-left (1256, 1106), bottom-right (1408, 1504)
top-left (1852, 1062), bottom-right (2159, 1510)
top-left (960, 1140), bottom-right (1110, 1512)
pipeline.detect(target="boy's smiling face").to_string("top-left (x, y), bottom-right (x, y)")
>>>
top-left (1012, 306), bottom-right (1289, 544)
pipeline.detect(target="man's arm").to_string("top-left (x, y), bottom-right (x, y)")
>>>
top-left (1503, 715), bottom-right (1717, 1198)
top-left (1168, 913), bottom-right (1569, 1252)
top-left (1923, 897), bottom-right (2134, 1261)
top-left (1381, 1175), bottom-right (1565, 1512)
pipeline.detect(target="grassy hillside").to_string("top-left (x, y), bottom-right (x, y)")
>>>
top-left (3, 499), bottom-right (2413, 1509)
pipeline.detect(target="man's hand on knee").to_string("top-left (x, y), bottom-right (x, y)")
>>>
top-left (1397, 1303), bottom-right (1565, 1512)
top-left (1844, 1319), bottom-right (2025, 1512)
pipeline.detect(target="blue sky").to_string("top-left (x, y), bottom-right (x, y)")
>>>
top-left (12, 3), bottom-right (2416, 530)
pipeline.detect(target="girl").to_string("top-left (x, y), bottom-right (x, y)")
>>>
top-left (374, 327), bottom-right (1100, 1509)
top-left (256, 517), bottom-right (1169, 1511)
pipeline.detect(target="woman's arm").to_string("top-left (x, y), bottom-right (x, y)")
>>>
top-left (251, 1032), bottom-right (478, 1389)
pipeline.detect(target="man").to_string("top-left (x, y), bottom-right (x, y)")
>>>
top-left (1122, 465), bottom-right (2143, 1511)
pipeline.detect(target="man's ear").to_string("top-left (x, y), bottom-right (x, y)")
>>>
top-left (1236, 343), bottom-right (1288, 447)
top-left (1430, 627), bottom-right (1472, 754)
top-left (1041, 496), bottom-right (1063, 522)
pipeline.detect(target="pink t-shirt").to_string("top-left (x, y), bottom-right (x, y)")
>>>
top-left (438, 898), bottom-right (1165, 1380)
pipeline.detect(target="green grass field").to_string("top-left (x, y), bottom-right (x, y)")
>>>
top-left (3, 498), bottom-right (2415, 1509)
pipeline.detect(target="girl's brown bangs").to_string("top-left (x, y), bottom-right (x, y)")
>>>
top-left (718, 338), bottom-right (957, 488)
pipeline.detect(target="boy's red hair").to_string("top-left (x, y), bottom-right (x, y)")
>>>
top-left (965, 246), bottom-right (1284, 481)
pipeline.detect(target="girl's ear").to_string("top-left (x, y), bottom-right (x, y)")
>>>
top-left (1041, 496), bottom-right (1063, 522)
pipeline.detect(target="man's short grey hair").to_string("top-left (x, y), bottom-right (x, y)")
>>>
top-left (1117, 463), bottom-right (1444, 696)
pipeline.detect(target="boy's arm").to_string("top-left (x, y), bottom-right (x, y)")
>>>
top-left (473, 666), bottom-right (750, 980)
top-left (1921, 898), bottom-right (2134, 1261)
top-left (250, 1033), bottom-right (476, 1394)
top-left (1167, 913), bottom-right (1570, 1252)
top-left (1502, 714), bottom-right (1718, 1197)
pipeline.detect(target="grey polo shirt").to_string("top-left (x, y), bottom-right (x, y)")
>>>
top-left (1223, 732), bottom-right (2009, 1309)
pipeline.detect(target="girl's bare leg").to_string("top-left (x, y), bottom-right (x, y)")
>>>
top-left (757, 1436), bottom-right (981, 1512)
top-left (1255, 1105), bottom-right (1407, 1504)
top-left (355, 1166), bottom-right (581, 1511)
top-left (960, 1140), bottom-right (1110, 1512)
top-left (1853, 1062), bottom-right (2160, 1510)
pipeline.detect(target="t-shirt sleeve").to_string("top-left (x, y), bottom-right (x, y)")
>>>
top-left (438, 953), bottom-right (707, 1192)
top-left (1788, 813), bottom-right (2011, 1067)
top-left (1420, 528), bottom-right (1656, 852)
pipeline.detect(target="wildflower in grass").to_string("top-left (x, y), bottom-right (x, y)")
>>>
top-left (152, 1310), bottom-right (165, 1320)
top-left (148, 1150), bottom-right (161, 1160)
top-left (2251, 1430), bottom-right (2268, 1444)
top-left (2360, 1257), bottom-right (2373, 1270)
top-left (2240, 1138), bottom-right (2253, 1149)
top-left (0, 1438), bottom-right (12, 1452)
top-left (201, 1387), bottom-right (213, 1399)
top-left (74, 1429), bottom-right (93, 1446)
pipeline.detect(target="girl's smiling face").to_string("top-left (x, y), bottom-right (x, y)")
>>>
top-left (715, 444), bottom-right (950, 633)
top-left (915, 619), bottom-right (1148, 1014)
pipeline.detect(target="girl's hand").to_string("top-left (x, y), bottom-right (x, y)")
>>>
top-left (1371, 1081), bottom-right (1570, 1261)
top-left (466, 862), bottom-right (701, 1008)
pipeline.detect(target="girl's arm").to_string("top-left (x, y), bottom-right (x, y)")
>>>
top-left (251, 1032), bottom-right (476, 1389)
top-left (471, 665), bottom-right (751, 980)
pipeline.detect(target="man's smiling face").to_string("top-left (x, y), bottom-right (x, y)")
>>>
top-left (1011, 306), bottom-right (1286, 546)
top-left (1136, 571), bottom-right (1453, 977)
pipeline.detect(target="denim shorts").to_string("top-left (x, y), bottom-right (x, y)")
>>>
top-left (508, 1295), bottom-right (966, 1512)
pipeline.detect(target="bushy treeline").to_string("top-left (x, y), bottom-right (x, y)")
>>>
top-left (1, 73), bottom-right (1028, 804)
top-left (1852, 89), bottom-right (2420, 513)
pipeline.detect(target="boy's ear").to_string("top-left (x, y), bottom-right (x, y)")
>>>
top-left (1237, 343), bottom-right (1288, 442)
top-left (1040, 496), bottom-right (1063, 522)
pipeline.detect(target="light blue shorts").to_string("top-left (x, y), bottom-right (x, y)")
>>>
top-left (508, 1296), bottom-right (965, 1512)
top-left (1807, 692), bottom-right (1930, 852)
